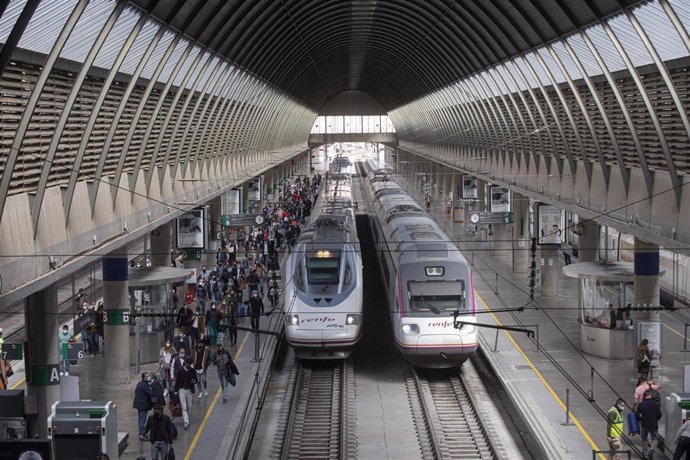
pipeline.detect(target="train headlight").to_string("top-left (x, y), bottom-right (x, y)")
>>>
top-left (346, 314), bottom-right (361, 325)
top-left (401, 323), bottom-right (420, 335)
top-left (288, 315), bottom-right (299, 325)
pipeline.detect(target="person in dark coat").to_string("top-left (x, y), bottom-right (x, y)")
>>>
top-left (248, 290), bottom-right (264, 330)
top-left (636, 390), bottom-right (662, 459)
top-left (132, 372), bottom-right (155, 437)
top-left (149, 373), bottom-right (166, 407)
top-left (142, 404), bottom-right (176, 460)
top-left (176, 302), bottom-right (194, 335)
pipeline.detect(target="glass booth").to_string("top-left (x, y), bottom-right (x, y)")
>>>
top-left (563, 261), bottom-right (635, 360)
top-left (97, 266), bottom-right (190, 365)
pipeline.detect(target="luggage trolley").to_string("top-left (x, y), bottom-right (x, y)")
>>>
top-left (47, 401), bottom-right (118, 459)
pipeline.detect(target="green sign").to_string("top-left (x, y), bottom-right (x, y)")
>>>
top-left (29, 364), bottom-right (61, 386)
top-left (103, 309), bottom-right (130, 326)
top-left (62, 342), bottom-right (85, 360)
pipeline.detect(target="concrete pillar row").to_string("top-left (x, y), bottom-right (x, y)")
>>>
top-left (512, 193), bottom-right (530, 273)
top-left (150, 222), bottom-right (172, 267)
top-left (26, 286), bottom-right (60, 438)
top-left (103, 252), bottom-right (131, 386)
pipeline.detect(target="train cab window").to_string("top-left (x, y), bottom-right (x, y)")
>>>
top-left (407, 281), bottom-right (466, 317)
top-left (295, 261), bottom-right (305, 292)
top-left (342, 262), bottom-right (353, 289)
top-left (306, 250), bottom-right (341, 294)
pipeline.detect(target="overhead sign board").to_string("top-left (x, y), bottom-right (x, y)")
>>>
top-left (476, 212), bottom-right (513, 225)
top-left (222, 214), bottom-right (261, 227)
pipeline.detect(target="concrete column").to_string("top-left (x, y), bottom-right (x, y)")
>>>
top-left (150, 222), bottom-right (172, 267)
top-left (103, 252), bottom-right (131, 385)
top-left (578, 219), bottom-right (600, 263)
top-left (512, 193), bottom-right (530, 272)
top-left (634, 238), bottom-right (661, 311)
top-left (540, 245), bottom-right (559, 296)
top-left (25, 285), bottom-right (60, 438)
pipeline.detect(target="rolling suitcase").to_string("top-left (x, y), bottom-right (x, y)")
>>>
top-left (627, 411), bottom-right (640, 435)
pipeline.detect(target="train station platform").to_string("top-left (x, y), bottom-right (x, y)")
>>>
top-left (5, 305), bottom-right (278, 459)
top-left (423, 200), bottom-right (687, 459)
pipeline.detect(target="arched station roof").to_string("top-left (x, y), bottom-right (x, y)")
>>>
top-left (1, 0), bottom-right (690, 300)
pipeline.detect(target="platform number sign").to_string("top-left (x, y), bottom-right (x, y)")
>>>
top-left (63, 342), bottom-right (85, 361)
top-left (2, 342), bottom-right (24, 360)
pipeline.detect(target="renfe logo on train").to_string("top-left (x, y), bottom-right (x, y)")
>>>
top-left (301, 316), bottom-right (337, 323)
top-left (428, 321), bottom-right (455, 328)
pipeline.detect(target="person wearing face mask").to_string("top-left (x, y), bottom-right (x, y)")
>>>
top-left (173, 358), bottom-right (196, 430)
top-left (58, 325), bottom-right (71, 375)
top-left (172, 347), bottom-right (187, 383)
top-left (158, 340), bottom-right (176, 396)
top-left (206, 303), bottom-right (220, 347)
top-left (607, 398), bottom-right (626, 460)
top-left (192, 340), bottom-right (211, 399)
top-left (142, 404), bottom-right (176, 459)
top-left (133, 372), bottom-right (155, 439)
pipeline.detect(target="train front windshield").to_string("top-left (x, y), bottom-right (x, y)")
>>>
top-left (407, 281), bottom-right (466, 316)
top-left (306, 250), bottom-right (341, 294)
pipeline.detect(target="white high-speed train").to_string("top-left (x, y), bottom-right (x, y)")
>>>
top-left (360, 160), bottom-right (478, 368)
top-left (283, 160), bottom-right (364, 359)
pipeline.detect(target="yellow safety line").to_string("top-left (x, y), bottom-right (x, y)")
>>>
top-left (474, 291), bottom-right (605, 459)
top-left (10, 376), bottom-right (25, 390)
top-left (663, 323), bottom-right (688, 341)
top-left (184, 333), bottom-right (251, 460)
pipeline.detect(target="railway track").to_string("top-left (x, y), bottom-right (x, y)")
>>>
top-left (274, 359), bottom-right (357, 459)
top-left (404, 363), bottom-right (499, 460)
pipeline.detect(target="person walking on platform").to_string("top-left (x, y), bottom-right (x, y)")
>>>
top-left (634, 379), bottom-right (661, 411)
top-left (142, 404), bottom-right (176, 460)
top-left (249, 290), bottom-right (264, 331)
top-left (227, 301), bottom-right (238, 347)
top-left (212, 342), bottom-right (239, 403)
top-left (673, 419), bottom-right (690, 460)
top-left (192, 340), bottom-right (211, 399)
top-left (607, 398), bottom-right (626, 460)
top-left (176, 301), bottom-right (194, 336)
top-left (173, 358), bottom-right (196, 430)
top-left (206, 303), bottom-right (220, 347)
top-left (58, 325), bottom-right (71, 375)
top-left (636, 389), bottom-right (662, 459)
top-left (133, 372), bottom-right (155, 439)
top-left (158, 340), bottom-right (175, 396)
top-left (637, 339), bottom-right (652, 380)
top-left (149, 373), bottom-right (166, 407)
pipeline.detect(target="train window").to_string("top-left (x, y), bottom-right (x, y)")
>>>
top-left (343, 263), bottom-right (353, 289)
top-left (295, 262), bottom-right (305, 291)
top-left (306, 250), bottom-right (341, 287)
top-left (407, 281), bottom-right (466, 316)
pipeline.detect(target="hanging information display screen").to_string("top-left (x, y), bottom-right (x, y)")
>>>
top-left (461, 176), bottom-right (478, 200)
top-left (536, 203), bottom-right (564, 245)
top-left (489, 186), bottom-right (511, 213)
top-left (176, 208), bottom-right (205, 249)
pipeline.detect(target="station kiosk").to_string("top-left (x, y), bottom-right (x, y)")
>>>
top-left (47, 401), bottom-right (118, 459)
top-left (95, 266), bottom-right (190, 365)
top-left (563, 261), bottom-right (636, 359)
